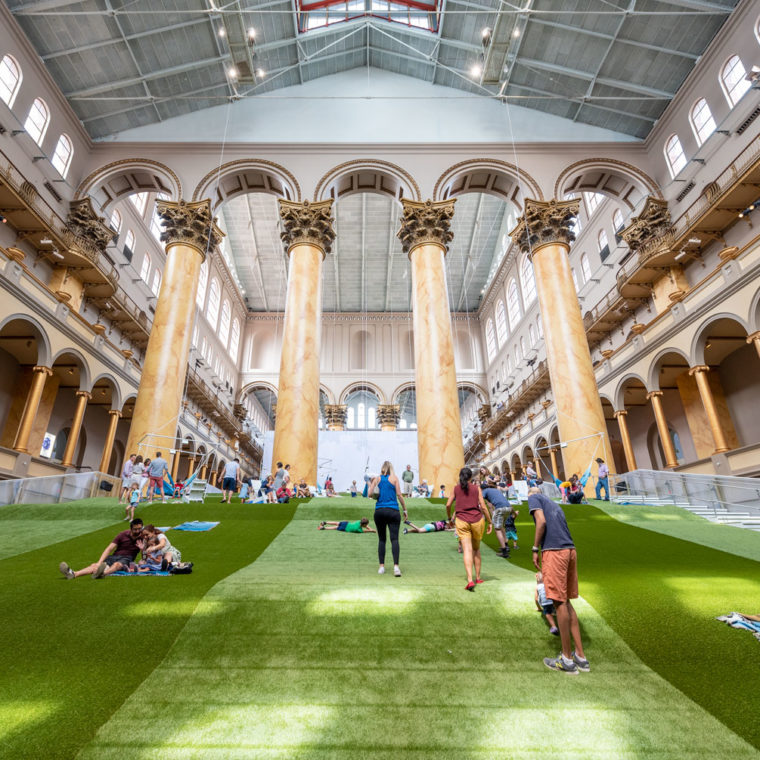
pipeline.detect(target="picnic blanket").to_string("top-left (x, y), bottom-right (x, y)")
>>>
top-left (172, 521), bottom-right (219, 531)
top-left (111, 569), bottom-right (171, 576)
top-left (716, 613), bottom-right (760, 641)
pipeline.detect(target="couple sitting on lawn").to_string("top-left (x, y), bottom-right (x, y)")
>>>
top-left (59, 519), bottom-right (181, 579)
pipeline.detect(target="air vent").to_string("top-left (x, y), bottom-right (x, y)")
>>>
top-left (676, 181), bottom-right (695, 202)
top-left (736, 106), bottom-right (760, 135)
top-left (44, 181), bottom-right (62, 202)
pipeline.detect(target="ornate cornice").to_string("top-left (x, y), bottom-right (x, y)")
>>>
top-left (65, 198), bottom-right (116, 255)
top-left (156, 199), bottom-right (224, 257)
top-left (620, 197), bottom-right (673, 256)
top-left (279, 199), bottom-right (336, 256)
top-left (397, 199), bottom-right (456, 256)
top-left (510, 198), bottom-right (580, 254)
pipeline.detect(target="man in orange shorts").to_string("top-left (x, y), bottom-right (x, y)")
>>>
top-left (528, 487), bottom-right (589, 675)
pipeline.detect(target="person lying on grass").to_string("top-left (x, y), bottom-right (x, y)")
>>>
top-left (59, 518), bottom-right (145, 580)
top-left (318, 518), bottom-right (376, 533)
top-left (716, 612), bottom-right (760, 634)
top-left (403, 518), bottom-right (454, 534)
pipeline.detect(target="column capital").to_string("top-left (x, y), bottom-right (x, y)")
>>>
top-left (646, 390), bottom-right (664, 400)
top-left (65, 197), bottom-right (117, 254)
top-left (324, 404), bottom-right (347, 429)
top-left (32, 365), bottom-right (53, 377)
top-left (620, 196), bottom-right (674, 259)
top-left (688, 364), bottom-right (711, 376)
top-left (377, 404), bottom-right (401, 429)
top-left (477, 404), bottom-right (492, 423)
top-left (509, 198), bottom-right (579, 255)
top-left (397, 199), bottom-right (456, 257)
top-left (75, 390), bottom-right (92, 400)
top-left (613, 409), bottom-right (628, 418)
top-left (279, 199), bottom-right (335, 256)
top-left (156, 199), bottom-right (224, 258)
top-left (746, 331), bottom-right (760, 343)
top-left (108, 409), bottom-right (122, 418)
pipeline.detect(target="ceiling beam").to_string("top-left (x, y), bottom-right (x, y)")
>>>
top-left (65, 55), bottom-right (230, 98)
top-left (243, 197), bottom-right (269, 312)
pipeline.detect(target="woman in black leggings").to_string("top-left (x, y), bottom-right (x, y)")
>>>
top-left (368, 461), bottom-right (407, 577)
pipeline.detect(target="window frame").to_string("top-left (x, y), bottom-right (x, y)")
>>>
top-left (506, 278), bottom-right (521, 329)
top-left (720, 54), bottom-right (751, 107)
top-left (689, 97), bottom-right (716, 146)
top-left (495, 300), bottom-right (508, 347)
top-left (24, 97), bottom-right (50, 146)
top-left (485, 318), bottom-right (497, 361)
top-left (207, 279), bottom-right (221, 328)
top-left (664, 134), bottom-right (687, 178)
top-left (50, 133), bottom-right (73, 178)
top-left (0, 54), bottom-right (22, 108)
top-left (520, 254), bottom-right (537, 305)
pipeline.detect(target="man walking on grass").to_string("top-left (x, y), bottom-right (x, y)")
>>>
top-left (595, 457), bottom-right (610, 501)
top-left (402, 465), bottom-right (414, 497)
top-left (221, 458), bottom-right (241, 504)
top-left (59, 519), bottom-right (145, 579)
top-left (147, 451), bottom-right (169, 503)
top-left (528, 487), bottom-right (590, 675)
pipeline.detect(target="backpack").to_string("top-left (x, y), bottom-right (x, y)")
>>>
top-left (169, 562), bottom-right (194, 575)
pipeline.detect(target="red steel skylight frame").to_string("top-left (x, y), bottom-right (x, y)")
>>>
top-left (297, 0), bottom-right (441, 34)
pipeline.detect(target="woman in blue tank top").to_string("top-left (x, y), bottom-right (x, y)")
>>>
top-left (368, 461), bottom-right (407, 577)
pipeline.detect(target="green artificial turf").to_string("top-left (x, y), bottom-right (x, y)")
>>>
top-left (0, 500), bottom-right (295, 760)
top-left (76, 497), bottom-right (759, 759)
top-left (591, 500), bottom-right (760, 561)
top-left (486, 501), bottom-right (760, 750)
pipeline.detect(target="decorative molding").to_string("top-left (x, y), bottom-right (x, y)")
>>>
top-left (66, 198), bottom-right (116, 253)
top-left (553, 158), bottom-right (663, 202)
top-left (279, 199), bottom-right (336, 256)
top-left (510, 198), bottom-right (580, 254)
top-left (619, 196), bottom-right (673, 257)
top-left (156, 199), bottom-right (224, 257)
top-left (314, 159), bottom-right (421, 202)
top-left (433, 158), bottom-right (543, 202)
top-left (192, 158), bottom-right (301, 204)
top-left (75, 158), bottom-right (182, 202)
top-left (398, 199), bottom-right (456, 256)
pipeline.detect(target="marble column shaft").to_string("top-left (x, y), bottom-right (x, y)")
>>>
top-left (99, 410), bottom-right (121, 474)
top-left (613, 410), bottom-right (637, 471)
top-left (126, 201), bottom-right (222, 459)
top-left (548, 448), bottom-right (559, 480)
top-left (647, 391), bottom-right (678, 469)
top-left (61, 391), bottom-right (90, 467)
top-left (511, 199), bottom-right (612, 492)
top-left (689, 366), bottom-right (730, 453)
top-left (399, 200), bottom-right (463, 493)
top-left (13, 366), bottom-right (53, 453)
top-left (271, 200), bottom-right (335, 485)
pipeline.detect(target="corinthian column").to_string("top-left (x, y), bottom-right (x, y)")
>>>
top-left (511, 199), bottom-right (612, 492)
top-left (398, 199), bottom-right (463, 493)
top-left (271, 200), bottom-right (335, 484)
top-left (377, 404), bottom-right (400, 432)
top-left (126, 200), bottom-right (223, 458)
top-left (324, 404), bottom-right (347, 431)
top-left (688, 365), bottom-right (730, 453)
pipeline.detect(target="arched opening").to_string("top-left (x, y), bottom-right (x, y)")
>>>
top-left (86, 375), bottom-right (123, 475)
top-left (395, 387), bottom-right (416, 430)
top-left (618, 376), bottom-right (661, 470)
top-left (549, 427), bottom-right (565, 481)
top-left (314, 160), bottom-right (420, 202)
top-left (600, 398), bottom-right (628, 474)
top-left (240, 384), bottom-right (278, 433)
top-left (344, 387), bottom-right (380, 430)
top-left (534, 436), bottom-right (552, 481)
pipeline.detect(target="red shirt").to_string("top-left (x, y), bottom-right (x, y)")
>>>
top-left (111, 530), bottom-right (142, 560)
top-left (452, 483), bottom-right (483, 523)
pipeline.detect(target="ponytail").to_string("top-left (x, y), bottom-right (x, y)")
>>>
top-left (459, 466), bottom-right (472, 495)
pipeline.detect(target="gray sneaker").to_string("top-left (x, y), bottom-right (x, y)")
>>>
top-left (572, 651), bottom-right (590, 672)
top-left (59, 562), bottom-right (75, 580)
top-left (543, 655), bottom-right (578, 675)
top-left (92, 562), bottom-right (107, 579)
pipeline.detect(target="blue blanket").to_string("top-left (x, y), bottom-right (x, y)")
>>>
top-left (111, 570), bottom-right (171, 576)
top-left (172, 521), bottom-right (219, 531)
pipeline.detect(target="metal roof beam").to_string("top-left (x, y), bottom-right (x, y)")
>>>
top-left (529, 18), bottom-right (700, 60)
top-left (11, 0), bottom-right (84, 11)
top-left (650, 0), bottom-right (733, 11)
top-left (516, 57), bottom-right (675, 98)
top-left (65, 56), bottom-right (229, 98)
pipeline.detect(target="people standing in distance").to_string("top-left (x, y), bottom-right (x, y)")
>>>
top-left (369, 461), bottom-right (407, 577)
top-left (146, 451), bottom-right (169, 503)
top-left (446, 467), bottom-right (493, 591)
top-left (119, 454), bottom-right (135, 504)
top-left (401, 464), bottom-right (414, 497)
top-left (595, 458), bottom-right (610, 501)
top-left (528, 486), bottom-right (589, 675)
top-left (221, 457), bottom-right (241, 504)
top-left (272, 462), bottom-right (286, 493)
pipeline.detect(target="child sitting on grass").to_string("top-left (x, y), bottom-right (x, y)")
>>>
top-left (535, 571), bottom-right (559, 635)
top-left (125, 484), bottom-right (140, 521)
top-left (318, 518), bottom-right (376, 533)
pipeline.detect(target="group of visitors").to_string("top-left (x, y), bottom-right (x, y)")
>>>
top-left (118, 452), bottom-right (170, 514)
top-left (59, 518), bottom-right (182, 579)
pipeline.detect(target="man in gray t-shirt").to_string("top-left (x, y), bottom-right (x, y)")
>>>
top-left (272, 462), bottom-right (286, 491)
top-left (147, 452), bottom-right (169, 503)
top-left (401, 465), bottom-right (414, 496)
top-left (528, 488), bottom-right (589, 675)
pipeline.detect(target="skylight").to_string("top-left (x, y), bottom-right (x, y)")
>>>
top-left (297, 0), bottom-right (440, 34)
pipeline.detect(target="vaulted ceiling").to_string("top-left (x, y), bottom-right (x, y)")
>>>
top-left (8, 0), bottom-right (738, 140)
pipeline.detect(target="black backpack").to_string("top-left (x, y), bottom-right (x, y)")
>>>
top-left (169, 562), bottom-right (194, 575)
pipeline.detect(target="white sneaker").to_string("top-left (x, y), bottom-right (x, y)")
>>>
top-left (378, 567), bottom-right (385, 574)
top-left (394, 566), bottom-right (402, 577)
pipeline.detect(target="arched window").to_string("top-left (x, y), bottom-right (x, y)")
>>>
top-left (664, 134), bottom-right (687, 178)
top-left (24, 97), bottom-right (50, 146)
top-left (140, 253), bottom-right (151, 282)
top-left (196, 260), bottom-right (208, 308)
top-left (495, 301), bottom-right (508, 346)
top-left (485, 319), bottom-right (496, 360)
top-left (520, 336), bottom-right (526, 357)
top-left (51, 134), bottom-right (73, 178)
top-left (151, 268), bottom-right (161, 296)
top-left (506, 279), bottom-right (521, 328)
top-left (528, 324), bottom-right (536, 346)
top-left (207, 279), bottom-right (221, 327)
top-left (690, 98), bottom-right (716, 146)
top-left (520, 255), bottom-right (537, 305)
top-left (124, 229), bottom-right (135, 254)
top-left (219, 300), bottom-right (231, 346)
top-left (613, 209), bottom-right (624, 232)
top-left (581, 253), bottom-right (592, 283)
top-left (584, 192), bottom-right (603, 215)
top-left (0, 54), bottom-right (22, 107)
top-left (720, 55), bottom-right (751, 107)
top-left (109, 208), bottom-right (122, 233)
top-left (571, 268), bottom-right (579, 291)
top-left (230, 318), bottom-right (241, 359)
top-left (130, 192), bottom-right (148, 215)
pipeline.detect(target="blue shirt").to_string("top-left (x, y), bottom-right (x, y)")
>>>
top-left (482, 487), bottom-right (508, 509)
top-left (528, 493), bottom-right (574, 551)
top-left (375, 474), bottom-right (399, 510)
